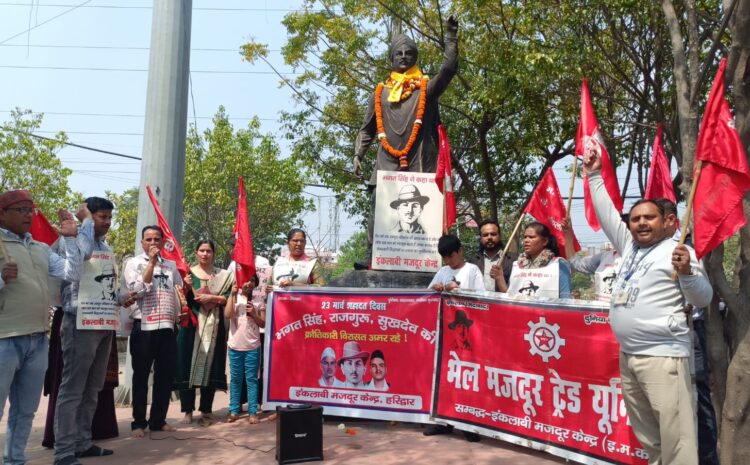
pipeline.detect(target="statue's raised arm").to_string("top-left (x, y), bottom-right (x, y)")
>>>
top-left (353, 16), bottom-right (459, 181)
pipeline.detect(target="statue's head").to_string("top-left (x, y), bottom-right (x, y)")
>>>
top-left (389, 34), bottom-right (418, 72)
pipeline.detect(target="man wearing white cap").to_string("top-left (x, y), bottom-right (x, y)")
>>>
top-left (318, 347), bottom-right (344, 388)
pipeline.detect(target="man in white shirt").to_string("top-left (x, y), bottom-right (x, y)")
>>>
top-left (425, 235), bottom-right (483, 442)
top-left (365, 350), bottom-right (389, 391)
top-left (428, 235), bottom-right (484, 292)
top-left (123, 225), bottom-right (184, 438)
top-left (584, 146), bottom-right (712, 465)
top-left (318, 347), bottom-right (344, 388)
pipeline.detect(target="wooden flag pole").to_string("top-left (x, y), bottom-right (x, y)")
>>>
top-left (671, 160), bottom-right (703, 281)
top-left (500, 210), bottom-right (526, 262)
top-left (0, 238), bottom-right (9, 263)
top-left (566, 155), bottom-right (578, 215)
top-left (442, 183), bottom-right (448, 235)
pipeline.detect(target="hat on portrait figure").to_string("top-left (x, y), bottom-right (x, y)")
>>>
top-left (338, 341), bottom-right (370, 388)
top-left (448, 310), bottom-right (473, 352)
top-left (390, 184), bottom-right (430, 234)
top-left (94, 263), bottom-right (117, 301)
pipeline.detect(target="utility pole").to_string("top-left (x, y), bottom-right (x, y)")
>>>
top-left (117, 0), bottom-right (193, 406)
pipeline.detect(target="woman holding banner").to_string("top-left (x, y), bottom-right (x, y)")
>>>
top-left (175, 240), bottom-right (234, 427)
top-left (268, 229), bottom-right (326, 290)
top-left (496, 222), bottom-right (571, 299)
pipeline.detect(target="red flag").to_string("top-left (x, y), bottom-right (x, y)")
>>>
top-left (576, 79), bottom-right (623, 231)
top-left (524, 168), bottom-right (581, 259)
top-left (645, 123), bottom-right (677, 202)
top-left (30, 209), bottom-right (59, 246)
top-left (145, 186), bottom-right (190, 280)
top-left (435, 124), bottom-right (457, 233)
top-left (232, 176), bottom-right (256, 287)
top-left (693, 58), bottom-right (750, 259)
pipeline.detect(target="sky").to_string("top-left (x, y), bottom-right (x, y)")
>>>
top-left (0, 1), bottom-right (676, 252)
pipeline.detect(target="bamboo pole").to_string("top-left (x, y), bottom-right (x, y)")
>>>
top-left (500, 210), bottom-right (526, 261)
top-left (671, 160), bottom-right (703, 281)
top-left (566, 155), bottom-right (578, 215)
top-left (0, 235), bottom-right (9, 263)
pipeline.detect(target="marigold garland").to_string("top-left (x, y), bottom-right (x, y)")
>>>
top-left (375, 75), bottom-right (428, 169)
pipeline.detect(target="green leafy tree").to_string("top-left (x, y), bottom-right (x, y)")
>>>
top-left (106, 187), bottom-right (139, 260)
top-left (0, 109), bottom-right (82, 218)
top-left (329, 230), bottom-right (368, 278)
top-left (182, 107), bottom-right (312, 266)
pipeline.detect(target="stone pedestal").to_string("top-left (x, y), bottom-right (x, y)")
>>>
top-left (328, 270), bottom-right (433, 289)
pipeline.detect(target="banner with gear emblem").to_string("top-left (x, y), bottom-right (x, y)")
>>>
top-left (432, 292), bottom-right (647, 465)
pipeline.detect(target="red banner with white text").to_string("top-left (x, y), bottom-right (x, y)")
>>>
top-left (433, 293), bottom-right (646, 465)
top-left (264, 289), bottom-right (440, 422)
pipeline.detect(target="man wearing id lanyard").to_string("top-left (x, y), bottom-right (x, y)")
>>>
top-left (583, 148), bottom-right (712, 465)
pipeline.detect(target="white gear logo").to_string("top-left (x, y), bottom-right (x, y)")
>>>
top-left (524, 317), bottom-right (566, 362)
top-left (163, 239), bottom-right (175, 253)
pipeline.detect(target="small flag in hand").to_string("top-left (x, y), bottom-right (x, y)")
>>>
top-left (30, 208), bottom-right (59, 246)
top-left (232, 176), bottom-right (257, 288)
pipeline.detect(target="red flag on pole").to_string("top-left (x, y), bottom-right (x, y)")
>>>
top-left (145, 186), bottom-right (190, 280)
top-left (524, 168), bottom-right (581, 259)
top-left (232, 176), bottom-right (256, 287)
top-left (693, 58), bottom-right (750, 259)
top-left (645, 123), bottom-right (677, 202)
top-left (30, 209), bottom-right (59, 246)
top-left (435, 124), bottom-right (457, 234)
top-left (576, 79), bottom-right (623, 231)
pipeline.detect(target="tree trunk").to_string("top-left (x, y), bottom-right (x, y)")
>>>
top-left (719, 1), bottom-right (750, 462)
top-left (661, 0), bottom-right (700, 189)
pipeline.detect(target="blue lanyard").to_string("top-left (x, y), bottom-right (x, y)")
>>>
top-left (620, 241), bottom-right (659, 283)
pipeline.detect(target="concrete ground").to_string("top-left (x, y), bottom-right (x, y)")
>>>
top-left (1, 390), bottom-right (569, 465)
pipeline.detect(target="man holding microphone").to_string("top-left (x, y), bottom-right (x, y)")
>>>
top-left (123, 225), bottom-right (186, 438)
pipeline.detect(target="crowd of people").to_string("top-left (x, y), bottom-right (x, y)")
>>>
top-left (0, 192), bottom-right (328, 465)
top-left (424, 147), bottom-right (718, 464)
top-left (0, 169), bottom-right (720, 465)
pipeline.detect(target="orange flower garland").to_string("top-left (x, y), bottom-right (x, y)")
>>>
top-left (375, 76), bottom-right (429, 169)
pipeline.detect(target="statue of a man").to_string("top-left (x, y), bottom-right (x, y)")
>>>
top-left (353, 17), bottom-right (459, 267)
top-left (353, 16), bottom-right (459, 181)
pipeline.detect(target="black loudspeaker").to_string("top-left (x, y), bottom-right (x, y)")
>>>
top-left (275, 404), bottom-right (324, 464)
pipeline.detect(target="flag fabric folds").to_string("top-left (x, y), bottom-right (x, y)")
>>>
top-left (435, 124), bottom-right (457, 234)
top-left (645, 123), bottom-right (677, 203)
top-left (232, 176), bottom-right (257, 288)
top-left (576, 79), bottom-right (623, 231)
top-left (693, 58), bottom-right (750, 259)
top-left (145, 186), bottom-right (190, 280)
top-left (30, 209), bottom-right (59, 246)
top-left (524, 168), bottom-right (581, 259)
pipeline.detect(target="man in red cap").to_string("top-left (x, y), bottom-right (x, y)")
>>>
top-left (0, 189), bottom-right (81, 465)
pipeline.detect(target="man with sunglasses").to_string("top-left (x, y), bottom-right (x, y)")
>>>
top-left (0, 189), bottom-right (81, 465)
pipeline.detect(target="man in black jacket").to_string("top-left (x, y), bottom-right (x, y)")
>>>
top-left (469, 219), bottom-right (516, 292)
